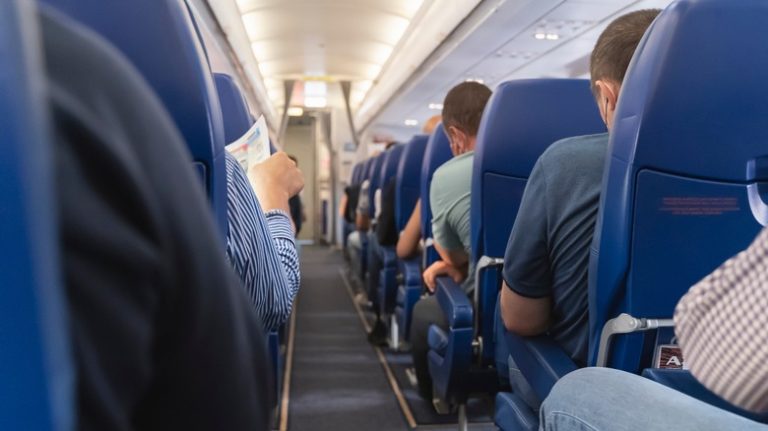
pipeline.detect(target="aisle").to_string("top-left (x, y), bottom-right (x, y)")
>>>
top-left (286, 246), bottom-right (407, 431)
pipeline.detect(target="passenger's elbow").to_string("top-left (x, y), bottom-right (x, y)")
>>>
top-left (502, 317), bottom-right (547, 337)
top-left (396, 240), bottom-right (414, 259)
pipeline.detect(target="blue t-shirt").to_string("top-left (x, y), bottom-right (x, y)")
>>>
top-left (502, 133), bottom-right (609, 366)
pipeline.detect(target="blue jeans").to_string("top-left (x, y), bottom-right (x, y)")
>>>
top-left (540, 368), bottom-right (767, 431)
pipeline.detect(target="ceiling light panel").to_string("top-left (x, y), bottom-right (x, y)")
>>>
top-left (238, 0), bottom-right (426, 90)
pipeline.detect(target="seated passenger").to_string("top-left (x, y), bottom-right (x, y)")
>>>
top-left (499, 9), bottom-right (660, 368)
top-left (411, 82), bottom-right (492, 400)
top-left (43, 8), bottom-right (270, 429)
top-left (226, 150), bottom-right (303, 331)
top-left (396, 115), bottom-right (441, 260)
top-left (539, 228), bottom-right (768, 431)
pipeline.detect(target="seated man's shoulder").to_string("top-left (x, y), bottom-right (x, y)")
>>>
top-left (433, 152), bottom-right (474, 185)
top-left (542, 133), bottom-right (609, 162)
top-left (537, 133), bottom-right (609, 176)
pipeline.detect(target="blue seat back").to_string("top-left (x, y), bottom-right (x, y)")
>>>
top-left (214, 73), bottom-right (254, 144)
top-left (40, 0), bottom-right (228, 239)
top-left (589, 0), bottom-right (768, 370)
top-left (1, 2), bottom-right (74, 429)
top-left (420, 124), bottom-right (453, 264)
top-left (367, 152), bottom-right (387, 217)
top-left (396, 135), bottom-right (429, 231)
top-left (350, 163), bottom-right (363, 185)
top-left (472, 79), bottom-right (605, 363)
top-left (379, 143), bottom-right (406, 195)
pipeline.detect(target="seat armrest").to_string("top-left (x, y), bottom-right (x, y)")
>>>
top-left (434, 276), bottom-right (473, 328)
top-left (399, 258), bottom-right (422, 286)
top-left (504, 332), bottom-right (578, 401)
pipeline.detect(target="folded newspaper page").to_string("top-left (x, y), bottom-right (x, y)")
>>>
top-left (225, 114), bottom-right (271, 173)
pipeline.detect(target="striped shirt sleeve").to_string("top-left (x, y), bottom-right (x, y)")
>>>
top-left (675, 227), bottom-right (768, 413)
top-left (225, 152), bottom-right (300, 331)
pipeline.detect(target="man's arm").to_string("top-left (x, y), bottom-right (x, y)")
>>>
top-left (396, 200), bottom-right (422, 259)
top-left (227, 152), bottom-right (303, 330)
top-left (500, 282), bottom-right (551, 335)
top-left (355, 212), bottom-right (370, 231)
top-left (423, 260), bottom-right (466, 292)
top-left (434, 241), bottom-right (468, 272)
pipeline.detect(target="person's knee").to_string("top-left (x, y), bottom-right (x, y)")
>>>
top-left (543, 368), bottom-right (626, 414)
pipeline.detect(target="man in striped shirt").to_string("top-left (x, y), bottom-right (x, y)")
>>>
top-left (225, 151), bottom-right (304, 331)
top-left (538, 229), bottom-right (768, 430)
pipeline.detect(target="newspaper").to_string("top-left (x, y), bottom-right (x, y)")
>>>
top-left (225, 114), bottom-right (271, 173)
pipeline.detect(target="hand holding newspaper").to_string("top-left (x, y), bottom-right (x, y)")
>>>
top-left (225, 114), bottom-right (271, 173)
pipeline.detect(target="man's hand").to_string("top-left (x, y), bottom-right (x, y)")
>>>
top-left (248, 152), bottom-right (304, 213)
top-left (423, 260), bottom-right (465, 293)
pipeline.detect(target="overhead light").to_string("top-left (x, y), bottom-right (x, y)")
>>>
top-left (304, 96), bottom-right (327, 108)
top-left (546, 33), bottom-right (560, 40)
top-left (465, 78), bottom-right (485, 84)
top-left (287, 107), bottom-right (304, 117)
top-left (534, 32), bottom-right (546, 40)
top-left (404, 119), bottom-right (419, 127)
top-left (428, 103), bottom-right (443, 110)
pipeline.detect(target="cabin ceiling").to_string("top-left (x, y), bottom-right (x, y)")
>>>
top-left (235, 0), bottom-right (425, 110)
top-left (367, 0), bottom-right (677, 142)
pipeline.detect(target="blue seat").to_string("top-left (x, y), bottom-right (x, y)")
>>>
top-left (343, 162), bottom-right (365, 251)
top-left (585, 0), bottom-right (768, 422)
top-left (0, 2), bottom-right (74, 429)
top-left (425, 79), bottom-right (604, 415)
top-left (365, 152), bottom-right (388, 299)
top-left (213, 72), bottom-right (290, 409)
top-left (348, 157), bottom-right (376, 280)
top-left (40, 0), bottom-right (229, 240)
top-left (393, 135), bottom-right (430, 343)
top-left (419, 124), bottom-right (453, 268)
top-left (214, 73), bottom-right (254, 144)
top-left (374, 144), bottom-right (407, 318)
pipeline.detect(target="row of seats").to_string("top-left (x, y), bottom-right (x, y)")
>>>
top-left (345, 1), bottom-right (768, 430)
top-left (5, 1), bottom-right (288, 427)
top-left (498, 0), bottom-right (768, 427)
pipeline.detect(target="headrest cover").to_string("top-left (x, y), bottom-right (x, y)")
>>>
top-left (214, 73), bottom-right (253, 145)
top-left (613, 0), bottom-right (768, 182)
top-left (420, 123), bottom-right (453, 236)
top-left (471, 79), bottom-right (605, 257)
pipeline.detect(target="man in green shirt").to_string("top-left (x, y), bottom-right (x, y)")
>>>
top-left (411, 81), bottom-right (491, 401)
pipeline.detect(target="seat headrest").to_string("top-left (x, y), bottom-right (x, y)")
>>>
top-left (379, 144), bottom-right (405, 188)
top-left (350, 163), bottom-right (363, 185)
top-left (368, 152), bottom-right (388, 216)
top-left (40, 0), bottom-right (228, 237)
top-left (613, 0), bottom-right (768, 182)
top-left (214, 73), bottom-right (253, 145)
top-left (396, 135), bottom-right (429, 230)
top-left (470, 79), bottom-right (605, 258)
top-left (420, 124), bottom-right (453, 237)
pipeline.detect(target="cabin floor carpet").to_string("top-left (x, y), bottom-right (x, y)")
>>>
top-left (288, 246), bottom-right (408, 431)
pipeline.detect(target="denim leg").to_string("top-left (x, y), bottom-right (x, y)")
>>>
top-left (539, 368), bottom-right (768, 431)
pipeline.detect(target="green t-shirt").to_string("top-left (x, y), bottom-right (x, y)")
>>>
top-left (430, 151), bottom-right (474, 292)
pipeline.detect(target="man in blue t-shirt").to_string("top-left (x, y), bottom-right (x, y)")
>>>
top-left (499, 9), bottom-right (661, 370)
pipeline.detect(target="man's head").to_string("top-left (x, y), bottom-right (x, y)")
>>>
top-left (441, 82), bottom-right (492, 156)
top-left (423, 114), bottom-right (442, 135)
top-left (590, 9), bottom-right (660, 130)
